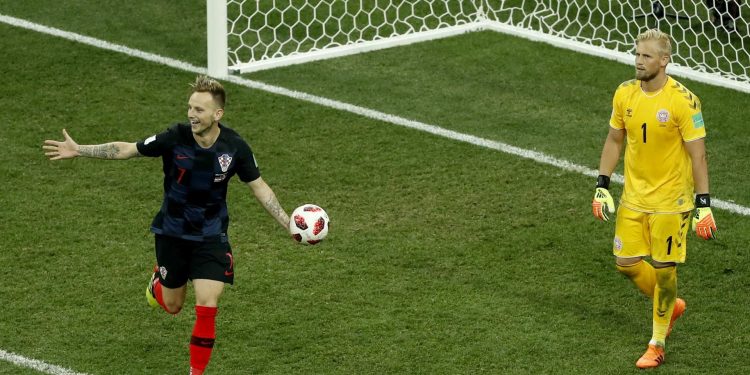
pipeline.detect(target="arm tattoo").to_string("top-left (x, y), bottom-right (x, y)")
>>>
top-left (264, 195), bottom-right (289, 228)
top-left (79, 143), bottom-right (121, 159)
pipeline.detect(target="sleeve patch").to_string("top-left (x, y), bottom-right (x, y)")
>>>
top-left (692, 112), bottom-right (705, 129)
top-left (144, 135), bottom-right (157, 145)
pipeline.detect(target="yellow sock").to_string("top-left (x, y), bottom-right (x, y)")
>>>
top-left (651, 266), bottom-right (677, 346)
top-left (617, 260), bottom-right (656, 298)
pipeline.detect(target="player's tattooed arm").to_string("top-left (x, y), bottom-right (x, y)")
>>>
top-left (263, 195), bottom-right (290, 230)
top-left (247, 177), bottom-right (290, 231)
top-left (44, 129), bottom-right (140, 160)
top-left (78, 143), bottom-right (120, 159)
top-left (78, 142), bottom-right (140, 159)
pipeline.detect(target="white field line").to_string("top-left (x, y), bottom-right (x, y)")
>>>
top-left (0, 349), bottom-right (90, 375)
top-left (2, 12), bottom-right (749, 217)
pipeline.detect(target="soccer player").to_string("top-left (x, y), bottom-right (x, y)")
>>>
top-left (43, 75), bottom-right (291, 375)
top-left (591, 29), bottom-right (717, 369)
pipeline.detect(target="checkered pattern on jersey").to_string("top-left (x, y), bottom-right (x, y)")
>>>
top-left (137, 123), bottom-right (260, 241)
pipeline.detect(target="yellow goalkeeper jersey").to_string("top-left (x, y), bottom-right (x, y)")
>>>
top-left (609, 76), bottom-right (706, 213)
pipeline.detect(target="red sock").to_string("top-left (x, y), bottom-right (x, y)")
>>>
top-left (190, 306), bottom-right (217, 374)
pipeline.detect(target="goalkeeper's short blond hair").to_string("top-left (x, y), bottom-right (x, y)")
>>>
top-left (636, 29), bottom-right (672, 58)
top-left (190, 75), bottom-right (226, 109)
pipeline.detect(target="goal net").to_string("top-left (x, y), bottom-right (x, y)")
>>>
top-left (208, 0), bottom-right (749, 93)
top-left (482, 1), bottom-right (749, 92)
top-left (216, 0), bottom-right (483, 73)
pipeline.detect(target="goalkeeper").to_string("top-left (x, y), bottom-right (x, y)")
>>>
top-left (592, 29), bottom-right (717, 369)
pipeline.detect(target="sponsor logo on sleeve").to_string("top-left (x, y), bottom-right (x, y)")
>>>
top-left (692, 112), bottom-right (705, 129)
top-left (144, 135), bottom-right (156, 145)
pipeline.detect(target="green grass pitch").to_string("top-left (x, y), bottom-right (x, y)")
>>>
top-left (1, 1), bottom-right (749, 374)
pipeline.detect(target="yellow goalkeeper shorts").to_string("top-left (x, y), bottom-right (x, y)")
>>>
top-left (612, 205), bottom-right (691, 263)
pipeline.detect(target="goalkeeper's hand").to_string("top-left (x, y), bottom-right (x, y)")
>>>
top-left (592, 175), bottom-right (615, 222)
top-left (692, 194), bottom-right (717, 240)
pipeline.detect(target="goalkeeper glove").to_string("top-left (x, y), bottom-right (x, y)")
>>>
top-left (692, 193), bottom-right (717, 240)
top-left (592, 175), bottom-right (615, 222)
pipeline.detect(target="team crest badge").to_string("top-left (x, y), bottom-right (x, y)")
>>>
top-left (159, 266), bottom-right (168, 280)
top-left (218, 154), bottom-right (233, 172)
top-left (656, 109), bottom-right (670, 123)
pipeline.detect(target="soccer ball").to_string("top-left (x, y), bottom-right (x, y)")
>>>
top-left (290, 204), bottom-right (330, 245)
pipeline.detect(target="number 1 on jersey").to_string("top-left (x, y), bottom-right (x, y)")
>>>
top-left (666, 235), bottom-right (672, 255)
top-left (641, 122), bottom-right (647, 143)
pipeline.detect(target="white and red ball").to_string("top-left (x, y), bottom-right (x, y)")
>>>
top-left (290, 204), bottom-right (329, 245)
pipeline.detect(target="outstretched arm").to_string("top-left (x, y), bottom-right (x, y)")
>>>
top-left (246, 177), bottom-right (290, 232)
top-left (43, 129), bottom-right (140, 160)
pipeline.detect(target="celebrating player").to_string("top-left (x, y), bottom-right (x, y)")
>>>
top-left (43, 75), bottom-right (291, 375)
top-left (592, 29), bottom-right (717, 369)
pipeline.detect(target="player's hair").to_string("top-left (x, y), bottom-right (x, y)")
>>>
top-left (190, 75), bottom-right (226, 109)
top-left (636, 29), bottom-right (672, 57)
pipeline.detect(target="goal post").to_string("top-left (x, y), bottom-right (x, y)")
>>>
top-left (207, 0), bottom-right (228, 78)
top-left (206, 0), bottom-right (749, 93)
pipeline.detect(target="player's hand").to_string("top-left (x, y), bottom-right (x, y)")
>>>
top-left (592, 187), bottom-right (615, 222)
top-left (692, 194), bottom-right (717, 240)
top-left (43, 129), bottom-right (79, 160)
top-left (592, 175), bottom-right (615, 222)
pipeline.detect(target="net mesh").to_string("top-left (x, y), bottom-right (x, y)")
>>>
top-left (483, 1), bottom-right (749, 84)
top-left (226, 0), bottom-right (749, 86)
top-left (227, 0), bottom-right (478, 66)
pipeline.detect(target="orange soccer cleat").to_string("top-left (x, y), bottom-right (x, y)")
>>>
top-left (636, 344), bottom-right (665, 369)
